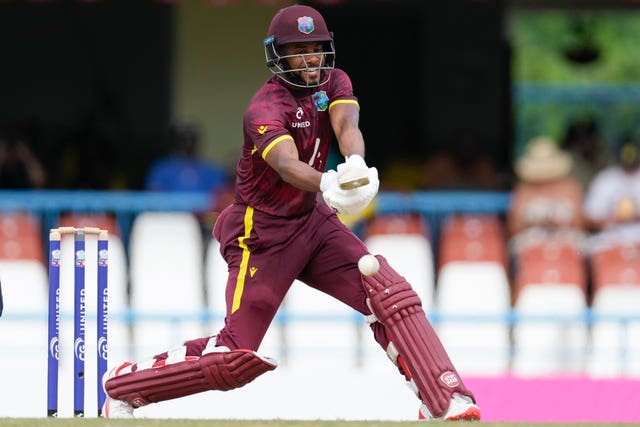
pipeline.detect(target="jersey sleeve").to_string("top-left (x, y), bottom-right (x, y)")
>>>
top-left (328, 68), bottom-right (359, 111)
top-left (243, 86), bottom-right (293, 158)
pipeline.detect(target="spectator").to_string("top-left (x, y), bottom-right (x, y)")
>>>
top-left (508, 136), bottom-right (588, 297)
top-left (145, 122), bottom-right (230, 193)
top-left (562, 117), bottom-right (610, 189)
top-left (583, 137), bottom-right (640, 250)
top-left (0, 127), bottom-right (47, 189)
top-left (508, 136), bottom-right (585, 238)
top-left (423, 132), bottom-right (501, 190)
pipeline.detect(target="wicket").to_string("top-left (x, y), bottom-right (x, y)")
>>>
top-left (47, 227), bottom-right (109, 418)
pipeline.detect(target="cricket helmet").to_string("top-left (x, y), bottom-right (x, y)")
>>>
top-left (264, 4), bottom-right (335, 88)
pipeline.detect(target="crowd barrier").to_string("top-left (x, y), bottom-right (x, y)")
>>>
top-left (0, 189), bottom-right (213, 248)
top-left (0, 189), bottom-right (510, 244)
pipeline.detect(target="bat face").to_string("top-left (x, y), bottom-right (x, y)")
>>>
top-left (337, 167), bottom-right (369, 190)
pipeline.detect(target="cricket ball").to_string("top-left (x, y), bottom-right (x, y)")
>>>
top-left (358, 254), bottom-right (380, 276)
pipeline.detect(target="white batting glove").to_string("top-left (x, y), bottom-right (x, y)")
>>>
top-left (322, 167), bottom-right (379, 216)
top-left (335, 154), bottom-right (368, 189)
top-left (343, 154), bottom-right (367, 170)
top-left (320, 169), bottom-right (338, 193)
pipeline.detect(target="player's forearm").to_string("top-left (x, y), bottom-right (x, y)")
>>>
top-left (337, 127), bottom-right (366, 159)
top-left (330, 102), bottom-right (365, 158)
top-left (276, 157), bottom-right (323, 192)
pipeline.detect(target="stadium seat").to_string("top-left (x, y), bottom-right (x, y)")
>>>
top-left (435, 214), bottom-right (511, 376)
top-left (353, 214), bottom-right (435, 370)
top-left (279, 279), bottom-right (358, 369)
top-left (205, 236), bottom-right (357, 368)
top-left (587, 244), bottom-right (640, 378)
top-left (206, 234), bottom-right (360, 369)
top-left (359, 214), bottom-right (435, 368)
top-left (204, 238), bottom-right (227, 329)
top-left (0, 213), bottom-right (48, 416)
top-left (363, 213), bottom-right (434, 310)
top-left (57, 212), bottom-right (122, 236)
top-left (511, 233), bottom-right (588, 377)
top-left (0, 258), bottom-right (48, 416)
top-left (204, 237), bottom-right (282, 359)
top-left (0, 212), bottom-right (47, 338)
top-left (129, 212), bottom-right (206, 359)
top-left (438, 213), bottom-right (508, 268)
top-left (0, 212), bottom-right (44, 262)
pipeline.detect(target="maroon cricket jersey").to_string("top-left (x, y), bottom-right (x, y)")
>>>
top-left (235, 68), bottom-right (358, 217)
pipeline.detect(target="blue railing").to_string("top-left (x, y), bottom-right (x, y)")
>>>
top-left (3, 308), bottom-right (638, 373)
top-left (0, 189), bottom-right (213, 249)
top-left (0, 189), bottom-right (510, 215)
top-left (5, 307), bottom-right (640, 325)
top-left (0, 189), bottom-right (512, 251)
top-left (3, 308), bottom-right (640, 333)
top-left (374, 190), bottom-right (511, 242)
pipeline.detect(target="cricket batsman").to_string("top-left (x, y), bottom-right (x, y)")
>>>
top-left (102, 4), bottom-right (480, 421)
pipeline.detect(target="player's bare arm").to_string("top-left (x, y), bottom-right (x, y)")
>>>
top-left (330, 102), bottom-right (365, 158)
top-left (263, 136), bottom-right (323, 192)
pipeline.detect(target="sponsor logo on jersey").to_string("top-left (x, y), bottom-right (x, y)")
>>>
top-left (297, 16), bottom-right (314, 34)
top-left (292, 104), bottom-right (309, 127)
top-left (312, 91), bottom-right (329, 111)
top-left (257, 125), bottom-right (268, 135)
top-left (291, 121), bottom-right (311, 128)
top-left (439, 371), bottom-right (460, 388)
top-left (250, 267), bottom-right (258, 277)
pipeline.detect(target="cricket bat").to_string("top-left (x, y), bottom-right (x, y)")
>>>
top-left (337, 167), bottom-right (370, 190)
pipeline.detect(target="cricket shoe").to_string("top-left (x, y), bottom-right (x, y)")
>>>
top-left (418, 393), bottom-right (480, 421)
top-left (101, 362), bottom-right (135, 418)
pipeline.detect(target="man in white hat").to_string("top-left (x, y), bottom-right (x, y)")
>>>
top-left (508, 136), bottom-right (585, 238)
top-left (507, 136), bottom-right (588, 300)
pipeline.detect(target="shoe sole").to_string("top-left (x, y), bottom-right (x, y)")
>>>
top-left (444, 407), bottom-right (481, 421)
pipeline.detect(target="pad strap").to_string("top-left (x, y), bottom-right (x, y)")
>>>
top-left (362, 255), bottom-right (474, 418)
top-left (105, 349), bottom-right (277, 408)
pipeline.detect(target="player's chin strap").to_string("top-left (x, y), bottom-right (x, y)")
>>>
top-left (361, 255), bottom-right (475, 418)
top-left (105, 340), bottom-right (277, 408)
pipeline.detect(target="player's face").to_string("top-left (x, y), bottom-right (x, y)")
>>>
top-left (281, 42), bottom-right (325, 85)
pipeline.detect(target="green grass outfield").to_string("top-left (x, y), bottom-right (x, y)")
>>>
top-left (0, 421), bottom-right (636, 427)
